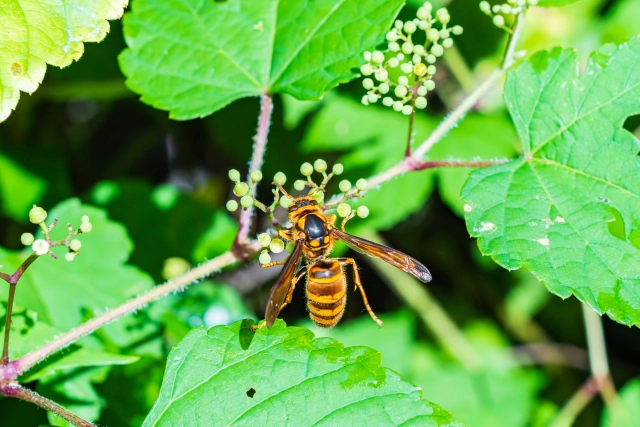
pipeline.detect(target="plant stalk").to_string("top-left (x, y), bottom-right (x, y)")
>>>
top-left (1, 284), bottom-right (17, 364)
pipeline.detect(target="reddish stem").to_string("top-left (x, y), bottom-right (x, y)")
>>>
top-left (408, 159), bottom-right (509, 171)
top-left (233, 93), bottom-right (273, 260)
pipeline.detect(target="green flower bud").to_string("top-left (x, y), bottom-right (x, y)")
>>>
top-left (240, 195), bottom-right (254, 209)
top-left (431, 44), bottom-right (444, 57)
top-left (29, 205), bottom-right (47, 224)
top-left (382, 97), bottom-right (394, 107)
top-left (32, 239), bottom-right (50, 256)
top-left (81, 215), bottom-right (90, 223)
top-left (259, 250), bottom-right (272, 265)
top-left (161, 257), bottom-right (190, 279)
top-left (356, 178), bottom-right (368, 191)
top-left (314, 159), bottom-right (328, 173)
top-left (233, 182), bottom-right (249, 197)
top-left (300, 163), bottom-right (314, 176)
top-left (70, 239), bottom-right (82, 252)
top-left (294, 180), bottom-right (306, 191)
top-left (403, 21), bottom-right (417, 34)
top-left (228, 169), bottom-right (241, 182)
top-left (395, 85), bottom-right (408, 98)
top-left (371, 50), bottom-right (385, 64)
top-left (337, 203), bottom-right (352, 218)
top-left (415, 96), bottom-right (428, 109)
top-left (65, 253), bottom-right (76, 262)
top-left (250, 170), bottom-right (263, 182)
top-left (402, 105), bottom-right (414, 115)
top-left (285, 241), bottom-right (296, 253)
top-left (379, 83), bottom-right (390, 94)
top-left (80, 222), bottom-right (93, 234)
top-left (258, 233), bottom-right (272, 248)
top-left (274, 171), bottom-right (287, 185)
top-left (270, 238), bottom-right (285, 254)
top-left (401, 42), bottom-right (414, 55)
top-left (332, 164), bottom-right (344, 175)
top-left (360, 64), bottom-right (373, 76)
top-left (362, 78), bottom-right (374, 90)
top-left (280, 196), bottom-right (292, 209)
top-left (356, 205), bottom-right (370, 218)
top-left (339, 180), bottom-right (352, 193)
top-left (393, 101), bottom-right (404, 112)
top-left (452, 25), bottom-right (463, 35)
top-left (493, 15), bottom-right (505, 27)
top-left (21, 233), bottom-right (35, 246)
top-left (387, 57), bottom-right (399, 68)
top-left (226, 200), bottom-right (239, 212)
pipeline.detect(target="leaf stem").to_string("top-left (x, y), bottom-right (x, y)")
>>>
top-left (0, 381), bottom-right (96, 427)
top-left (548, 376), bottom-right (600, 427)
top-left (360, 231), bottom-right (484, 370)
top-left (4, 246), bottom-right (258, 379)
top-left (233, 93), bottom-right (273, 257)
top-left (404, 108), bottom-right (415, 158)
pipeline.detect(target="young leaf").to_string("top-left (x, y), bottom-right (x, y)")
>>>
top-left (119, 0), bottom-right (403, 120)
top-left (143, 320), bottom-right (461, 427)
top-left (462, 38), bottom-right (640, 327)
top-left (0, 0), bottom-right (127, 122)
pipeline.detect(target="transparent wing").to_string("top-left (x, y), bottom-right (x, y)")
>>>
top-left (332, 229), bottom-right (432, 283)
top-left (265, 240), bottom-right (304, 328)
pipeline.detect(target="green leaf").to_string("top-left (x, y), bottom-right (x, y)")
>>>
top-left (143, 320), bottom-right (461, 427)
top-left (0, 0), bottom-right (127, 122)
top-left (119, 0), bottom-right (403, 120)
top-left (462, 38), bottom-right (640, 326)
top-left (601, 377), bottom-right (640, 427)
top-left (537, 0), bottom-right (584, 7)
top-left (0, 199), bottom-right (154, 332)
top-left (0, 153), bottom-right (47, 221)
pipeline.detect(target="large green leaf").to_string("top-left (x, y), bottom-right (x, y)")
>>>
top-left (119, 0), bottom-right (403, 120)
top-left (0, 199), bottom-right (154, 332)
top-left (462, 38), bottom-right (640, 326)
top-left (0, 0), bottom-right (128, 122)
top-left (143, 320), bottom-right (461, 427)
top-left (0, 153), bottom-right (47, 221)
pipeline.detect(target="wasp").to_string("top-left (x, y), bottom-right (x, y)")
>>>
top-left (258, 185), bottom-right (431, 329)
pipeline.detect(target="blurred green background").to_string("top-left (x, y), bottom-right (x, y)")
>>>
top-left (1, 0), bottom-right (639, 425)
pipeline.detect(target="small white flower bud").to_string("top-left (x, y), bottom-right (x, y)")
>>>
top-left (436, 8), bottom-right (450, 24)
top-left (493, 15), bottom-right (505, 27)
top-left (274, 171), bottom-right (287, 185)
top-left (404, 21), bottom-right (417, 34)
top-left (426, 54), bottom-right (436, 64)
top-left (294, 180), bottom-right (306, 191)
top-left (415, 97), bottom-right (428, 109)
top-left (382, 97), bottom-right (394, 106)
top-left (280, 196), bottom-right (292, 209)
top-left (394, 85), bottom-right (408, 98)
top-left (360, 64), bottom-right (373, 76)
top-left (70, 239), bottom-right (82, 252)
top-left (300, 163), bottom-right (313, 177)
top-left (398, 76), bottom-right (409, 86)
top-left (395, 20), bottom-right (403, 29)
top-left (259, 251), bottom-right (271, 265)
top-left (65, 253), bottom-right (76, 262)
top-left (387, 57), bottom-right (399, 68)
top-left (479, 1), bottom-right (490, 12)
top-left (339, 180), bottom-right (352, 193)
top-left (400, 63), bottom-right (413, 74)
top-left (337, 203), bottom-right (352, 218)
top-left (241, 195), bottom-right (254, 209)
top-left (80, 222), bottom-right (93, 233)
top-left (431, 44), bottom-right (444, 57)
top-left (379, 83), bottom-right (390, 94)
top-left (233, 182), bottom-right (249, 197)
top-left (372, 50), bottom-right (385, 64)
top-left (363, 78), bottom-right (374, 89)
top-left (402, 42), bottom-right (414, 55)
top-left (412, 54), bottom-right (422, 64)
top-left (258, 233), bottom-right (272, 248)
top-left (375, 68), bottom-right (389, 81)
top-left (417, 86), bottom-right (427, 96)
top-left (413, 45), bottom-right (426, 56)
top-left (81, 215), bottom-right (90, 223)
top-left (361, 95), bottom-right (369, 105)
top-left (356, 179), bottom-right (368, 191)
top-left (402, 105), bottom-right (414, 115)
top-left (396, 53), bottom-right (405, 61)
top-left (501, 4), bottom-right (512, 13)
top-left (386, 31), bottom-right (398, 42)
top-left (427, 65), bottom-right (437, 75)
top-left (452, 25), bottom-right (463, 35)
top-left (492, 4), bottom-right (501, 13)
top-left (332, 164), bottom-right (344, 175)
top-left (427, 28), bottom-right (440, 42)
top-left (363, 51), bottom-right (372, 61)
top-left (388, 42), bottom-right (400, 52)
top-left (314, 159), bottom-right (327, 173)
top-left (32, 239), bottom-right (50, 256)
top-left (424, 80), bottom-right (436, 91)
top-left (21, 233), bottom-right (35, 246)
top-left (270, 239), bottom-right (285, 254)
top-left (443, 38), bottom-right (453, 48)
top-left (417, 7), bottom-right (430, 20)
top-left (356, 206), bottom-right (370, 218)
top-left (228, 169), bottom-right (241, 182)
top-left (392, 101), bottom-right (404, 112)
top-left (250, 170), bottom-right (263, 182)
top-left (367, 93), bottom-right (378, 103)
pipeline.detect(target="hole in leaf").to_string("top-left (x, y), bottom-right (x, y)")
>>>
top-left (246, 387), bottom-right (256, 398)
top-left (623, 114), bottom-right (640, 139)
top-left (607, 206), bottom-right (626, 241)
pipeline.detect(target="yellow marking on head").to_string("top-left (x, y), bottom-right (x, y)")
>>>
top-left (323, 236), bottom-right (330, 244)
top-left (310, 240), bottom-right (320, 247)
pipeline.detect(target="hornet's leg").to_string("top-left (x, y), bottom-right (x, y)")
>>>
top-left (260, 261), bottom-right (286, 268)
top-left (338, 258), bottom-right (383, 327)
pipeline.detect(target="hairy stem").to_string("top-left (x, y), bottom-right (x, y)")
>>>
top-left (404, 109), bottom-right (415, 157)
top-left (1, 381), bottom-right (96, 427)
top-left (234, 93), bottom-right (273, 254)
top-left (9, 247), bottom-right (258, 378)
top-left (361, 231), bottom-right (483, 370)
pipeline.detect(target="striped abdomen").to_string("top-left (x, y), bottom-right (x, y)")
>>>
top-left (305, 260), bottom-right (346, 328)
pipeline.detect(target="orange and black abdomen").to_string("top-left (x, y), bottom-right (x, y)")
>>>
top-left (305, 260), bottom-right (346, 328)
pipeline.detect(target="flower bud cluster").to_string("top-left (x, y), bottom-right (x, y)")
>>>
top-left (359, 2), bottom-right (462, 115)
top-left (22, 205), bottom-right (91, 261)
top-left (479, 0), bottom-right (536, 30)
